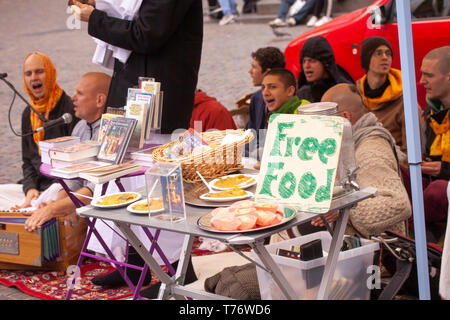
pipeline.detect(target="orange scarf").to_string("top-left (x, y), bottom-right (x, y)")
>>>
top-left (429, 110), bottom-right (450, 162)
top-left (23, 52), bottom-right (63, 154)
top-left (359, 68), bottom-right (403, 110)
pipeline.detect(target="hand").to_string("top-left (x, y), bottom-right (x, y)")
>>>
top-left (421, 158), bottom-right (441, 177)
top-left (11, 188), bottom-right (39, 210)
top-left (73, 0), bottom-right (95, 22)
top-left (311, 211), bottom-right (339, 227)
top-left (24, 202), bottom-right (55, 232)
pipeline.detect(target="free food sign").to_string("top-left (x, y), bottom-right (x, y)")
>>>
top-left (255, 114), bottom-right (344, 213)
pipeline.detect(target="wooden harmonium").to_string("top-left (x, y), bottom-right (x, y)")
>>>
top-left (0, 211), bottom-right (60, 267)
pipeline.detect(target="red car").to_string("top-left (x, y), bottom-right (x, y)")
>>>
top-left (284, 0), bottom-right (450, 108)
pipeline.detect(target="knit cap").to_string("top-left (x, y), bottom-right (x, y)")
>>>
top-left (360, 37), bottom-right (393, 72)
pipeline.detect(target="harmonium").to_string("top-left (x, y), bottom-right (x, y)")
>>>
top-left (0, 210), bottom-right (87, 271)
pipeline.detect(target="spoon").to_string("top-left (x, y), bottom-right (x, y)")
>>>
top-left (196, 171), bottom-right (216, 194)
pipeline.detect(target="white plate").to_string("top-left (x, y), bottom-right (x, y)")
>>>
top-left (209, 174), bottom-right (258, 191)
top-left (199, 191), bottom-right (253, 203)
top-left (197, 206), bottom-right (297, 233)
top-left (126, 199), bottom-right (165, 215)
top-left (91, 192), bottom-right (142, 209)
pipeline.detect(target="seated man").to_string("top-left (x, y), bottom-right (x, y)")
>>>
top-left (296, 36), bottom-right (353, 103)
top-left (0, 52), bottom-right (78, 210)
top-left (26, 73), bottom-right (196, 298)
top-left (261, 68), bottom-right (309, 121)
top-left (416, 46), bottom-right (450, 240)
top-left (246, 47), bottom-right (286, 133)
top-left (356, 36), bottom-right (422, 157)
top-left (190, 89), bottom-right (237, 131)
top-left (311, 83), bottom-right (412, 238)
top-left (23, 72), bottom-right (112, 231)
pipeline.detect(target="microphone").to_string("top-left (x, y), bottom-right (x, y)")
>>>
top-left (34, 113), bottom-right (73, 133)
top-left (0, 73), bottom-right (7, 79)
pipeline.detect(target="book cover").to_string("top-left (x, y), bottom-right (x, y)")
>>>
top-left (49, 140), bottom-right (100, 162)
top-left (125, 99), bottom-right (150, 150)
top-left (98, 113), bottom-right (123, 144)
top-left (50, 156), bottom-right (96, 169)
top-left (141, 80), bottom-right (161, 139)
top-left (97, 117), bottom-right (137, 164)
top-left (79, 163), bottom-right (142, 184)
top-left (50, 161), bottom-right (110, 179)
top-left (39, 136), bottom-right (80, 149)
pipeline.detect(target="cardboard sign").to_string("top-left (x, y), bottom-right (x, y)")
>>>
top-left (255, 114), bottom-right (344, 213)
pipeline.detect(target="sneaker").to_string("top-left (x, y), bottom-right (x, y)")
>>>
top-left (314, 15), bottom-right (332, 27)
top-left (306, 15), bottom-right (318, 27)
top-left (219, 14), bottom-right (236, 26)
top-left (268, 18), bottom-right (287, 27)
top-left (287, 17), bottom-right (296, 27)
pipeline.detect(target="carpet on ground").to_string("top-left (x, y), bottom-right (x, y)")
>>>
top-left (0, 237), bottom-right (217, 300)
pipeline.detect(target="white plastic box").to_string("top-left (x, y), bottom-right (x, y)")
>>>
top-left (252, 231), bottom-right (379, 300)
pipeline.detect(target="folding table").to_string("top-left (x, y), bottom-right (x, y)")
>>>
top-left (40, 164), bottom-right (173, 300)
top-left (77, 185), bottom-right (377, 300)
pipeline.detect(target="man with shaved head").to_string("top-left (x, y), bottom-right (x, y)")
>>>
top-left (311, 83), bottom-right (411, 238)
top-left (0, 52), bottom-right (78, 210)
top-left (416, 46), bottom-right (450, 241)
top-left (24, 72), bottom-right (112, 232)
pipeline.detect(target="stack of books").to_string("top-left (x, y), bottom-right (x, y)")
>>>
top-left (78, 161), bottom-right (142, 184)
top-left (124, 78), bottom-right (162, 152)
top-left (49, 117), bottom-right (138, 181)
top-left (49, 140), bottom-right (103, 178)
top-left (39, 136), bottom-right (80, 165)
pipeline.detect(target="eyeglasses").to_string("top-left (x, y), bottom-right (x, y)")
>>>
top-left (373, 49), bottom-right (392, 58)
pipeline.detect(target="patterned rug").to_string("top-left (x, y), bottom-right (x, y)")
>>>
top-left (0, 237), bottom-right (216, 300)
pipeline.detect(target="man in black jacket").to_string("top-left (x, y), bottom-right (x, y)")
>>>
top-left (73, 0), bottom-right (203, 134)
top-left (296, 36), bottom-right (353, 103)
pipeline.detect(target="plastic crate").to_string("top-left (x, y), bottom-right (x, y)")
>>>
top-left (251, 231), bottom-right (379, 300)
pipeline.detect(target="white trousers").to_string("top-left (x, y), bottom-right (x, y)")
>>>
top-left (86, 175), bottom-right (184, 265)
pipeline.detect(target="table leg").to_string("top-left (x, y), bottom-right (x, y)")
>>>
top-left (316, 207), bottom-right (350, 300)
top-left (250, 239), bottom-right (298, 300)
top-left (114, 222), bottom-right (174, 298)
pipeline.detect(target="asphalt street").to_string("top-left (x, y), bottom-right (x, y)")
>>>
top-left (0, 0), bottom-right (310, 300)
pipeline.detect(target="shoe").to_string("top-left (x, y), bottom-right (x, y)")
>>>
top-left (306, 15), bottom-right (318, 27)
top-left (91, 246), bottom-right (151, 287)
top-left (219, 14), bottom-right (236, 26)
top-left (268, 18), bottom-right (287, 27)
top-left (139, 258), bottom-right (197, 299)
top-left (314, 15), bottom-right (332, 27)
top-left (287, 17), bottom-right (296, 27)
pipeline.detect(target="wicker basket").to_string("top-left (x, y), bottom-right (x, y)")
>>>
top-left (152, 129), bottom-right (254, 183)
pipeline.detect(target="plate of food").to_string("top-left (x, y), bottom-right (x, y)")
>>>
top-left (91, 192), bottom-right (142, 209)
top-left (209, 174), bottom-right (257, 191)
top-left (126, 197), bottom-right (165, 215)
top-left (199, 187), bottom-right (253, 203)
top-left (197, 200), bottom-right (297, 233)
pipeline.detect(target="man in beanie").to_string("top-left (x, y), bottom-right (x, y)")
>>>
top-left (357, 36), bottom-right (422, 157)
top-left (296, 36), bottom-right (353, 103)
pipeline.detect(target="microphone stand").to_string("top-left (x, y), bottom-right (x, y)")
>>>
top-left (1, 76), bottom-right (48, 123)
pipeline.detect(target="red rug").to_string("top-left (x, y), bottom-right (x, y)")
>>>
top-left (0, 237), bottom-right (215, 300)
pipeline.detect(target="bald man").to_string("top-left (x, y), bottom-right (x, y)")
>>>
top-left (311, 83), bottom-right (411, 238)
top-left (415, 46), bottom-right (450, 241)
top-left (24, 72), bottom-right (111, 232)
